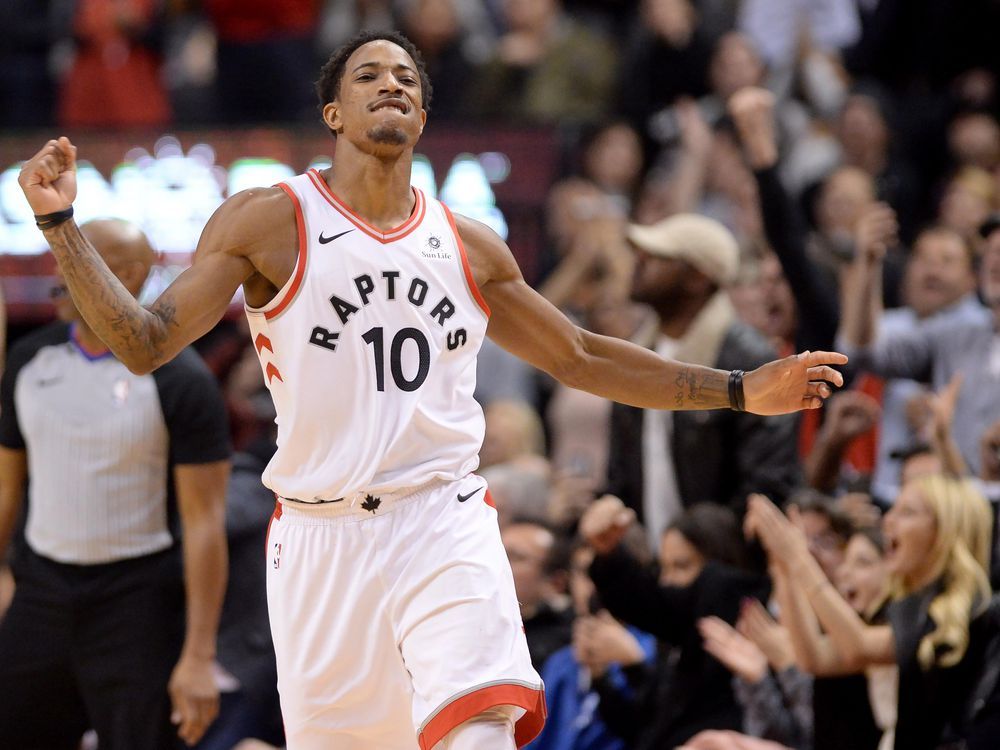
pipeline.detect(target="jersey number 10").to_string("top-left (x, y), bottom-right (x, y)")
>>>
top-left (362, 326), bottom-right (431, 392)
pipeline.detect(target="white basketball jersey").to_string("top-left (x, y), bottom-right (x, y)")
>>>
top-left (245, 170), bottom-right (489, 502)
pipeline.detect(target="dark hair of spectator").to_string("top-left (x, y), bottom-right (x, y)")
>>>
top-left (852, 525), bottom-right (885, 555)
top-left (315, 30), bottom-right (434, 136)
top-left (788, 488), bottom-right (854, 543)
top-left (666, 503), bottom-right (748, 570)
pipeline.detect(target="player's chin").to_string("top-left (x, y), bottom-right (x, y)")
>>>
top-left (367, 124), bottom-right (410, 146)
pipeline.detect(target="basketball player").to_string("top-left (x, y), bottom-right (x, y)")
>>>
top-left (18, 30), bottom-right (846, 750)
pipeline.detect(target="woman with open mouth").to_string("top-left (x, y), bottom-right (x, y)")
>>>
top-left (746, 475), bottom-right (998, 750)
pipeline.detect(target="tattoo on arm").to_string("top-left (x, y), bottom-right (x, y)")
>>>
top-left (673, 366), bottom-right (729, 410)
top-left (44, 221), bottom-right (168, 367)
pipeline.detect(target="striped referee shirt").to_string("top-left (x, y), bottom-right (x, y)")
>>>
top-left (0, 322), bottom-right (230, 565)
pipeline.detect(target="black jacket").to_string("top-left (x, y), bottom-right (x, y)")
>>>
top-left (605, 322), bottom-right (800, 517)
top-left (589, 550), bottom-right (770, 748)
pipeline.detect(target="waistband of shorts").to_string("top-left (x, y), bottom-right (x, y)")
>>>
top-left (275, 478), bottom-right (445, 524)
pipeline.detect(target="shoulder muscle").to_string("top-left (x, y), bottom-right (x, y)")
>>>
top-left (452, 212), bottom-right (523, 289)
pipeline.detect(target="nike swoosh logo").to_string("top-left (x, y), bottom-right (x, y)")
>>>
top-left (318, 229), bottom-right (354, 245)
top-left (457, 486), bottom-right (485, 503)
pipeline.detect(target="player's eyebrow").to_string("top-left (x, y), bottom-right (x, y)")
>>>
top-left (351, 61), bottom-right (418, 76)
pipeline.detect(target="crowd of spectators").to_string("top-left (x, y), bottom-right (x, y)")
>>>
top-left (2, 1), bottom-right (1000, 749)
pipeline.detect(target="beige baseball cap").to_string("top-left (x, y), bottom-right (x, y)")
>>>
top-left (626, 213), bottom-right (740, 286)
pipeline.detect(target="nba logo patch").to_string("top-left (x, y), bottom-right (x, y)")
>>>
top-left (273, 542), bottom-right (282, 569)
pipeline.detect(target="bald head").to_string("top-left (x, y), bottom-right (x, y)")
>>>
top-left (80, 219), bottom-right (155, 297)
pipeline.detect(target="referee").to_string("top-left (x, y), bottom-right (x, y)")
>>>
top-left (0, 219), bottom-right (231, 749)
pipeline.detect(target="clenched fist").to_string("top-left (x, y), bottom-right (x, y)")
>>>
top-left (18, 136), bottom-right (78, 217)
top-left (579, 495), bottom-right (635, 555)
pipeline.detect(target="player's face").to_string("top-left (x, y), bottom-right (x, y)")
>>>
top-left (327, 41), bottom-right (427, 152)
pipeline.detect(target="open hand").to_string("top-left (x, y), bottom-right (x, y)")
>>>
top-left (738, 599), bottom-right (794, 672)
top-left (17, 137), bottom-right (78, 215)
top-left (698, 615), bottom-right (768, 683)
top-left (743, 350), bottom-right (847, 415)
top-left (745, 494), bottom-right (809, 567)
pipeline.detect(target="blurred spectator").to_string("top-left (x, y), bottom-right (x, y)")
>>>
top-left (59, 0), bottom-right (172, 128)
top-left (838, 217), bottom-right (1000, 480)
top-left (834, 87), bottom-right (920, 240)
top-left (0, 1), bottom-right (73, 129)
top-left (786, 489), bottom-right (853, 581)
top-left (481, 398), bottom-right (547, 470)
top-left (205, 0), bottom-right (320, 123)
top-left (616, 0), bottom-right (714, 140)
top-left (502, 520), bottom-right (575, 670)
top-left (578, 121), bottom-right (647, 214)
top-left (804, 389), bottom-right (882, 494)
top-left (528, 539), bottom-right (657, 750)
top-left (738, 0), bottom-right (859, 101)
top-left (318, 0), bottom-right (394, 54)
top-left (397, 0), bottom-right (496, 120)
top-left (947, 111), bottom-right (1000, 175)
top-left (937, 166), bottom-right (997, 247)
top-left (475, 337), bottom-right (541, 405)
top-left (195, 434), bottom-right (284, 750)
top-left (0, 220), bottom-right (230, 748)
top-left (646, 31), bottom-right (764, 147)
top-left (698, 600), bottom-right (810, 748)
top-left (579, 497), bottom-right (769, 748)
top-left (465, 0), bottom-right (617, 124)
top-left (481, 459), bottom-right (552, 528)
top-left (605, 213), bottom-right (799, 544)
top-left (867, 227), bottom-right (986, 502)
top-left (748, 477), bottom-right (1000, 750)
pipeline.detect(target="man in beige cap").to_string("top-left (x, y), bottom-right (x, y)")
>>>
top-left (606, 213), bottom-right (799, 545)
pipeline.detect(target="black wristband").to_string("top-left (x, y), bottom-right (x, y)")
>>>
top-left (35, 206), bottom-right (74, 230)
top-left (728, 369), bottom-right (746, 412)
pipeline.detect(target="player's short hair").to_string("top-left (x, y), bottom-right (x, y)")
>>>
top-left (315, 30), bottom-right (434, 136)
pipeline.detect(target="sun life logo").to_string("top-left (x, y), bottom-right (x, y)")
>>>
top-left (421, 234), bottom-right (451, 260)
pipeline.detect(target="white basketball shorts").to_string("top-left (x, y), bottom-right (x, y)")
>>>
top-left (264, 474), bottom-right (546, 749)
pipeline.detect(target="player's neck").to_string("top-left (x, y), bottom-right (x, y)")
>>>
top-left (326, 146), bottom-right (416, 231)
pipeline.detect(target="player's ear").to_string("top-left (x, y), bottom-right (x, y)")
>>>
top-left (323, 102), bottom-right (342, 134)
top-left (419, 108), bottom-right (427, 133)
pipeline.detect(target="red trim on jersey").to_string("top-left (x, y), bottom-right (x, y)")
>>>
top-left (264, 500), bottom-right (282, 555)
top-left (265, 362), bottom-right (284, 383)
top-left (418, 682), bottom-right (546, 750)
top-left (484, 489), bottom-right (496, 509)
top-left (254, 333), bottom-right (274, 355)
top-left (265, 183), bottom-right (309, 320)
top-left (441, 202), bottom-right (491, 319)
top-left (306, 169), bottom-right (425, 244)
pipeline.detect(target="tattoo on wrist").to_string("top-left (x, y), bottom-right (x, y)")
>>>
top-left (674, 367), bottom-right (729, 409)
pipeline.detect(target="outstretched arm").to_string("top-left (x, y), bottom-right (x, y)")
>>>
top-left (18, 137), bottom-right (290, 374)
top-left (459, 214), bottom-right (846, 414)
